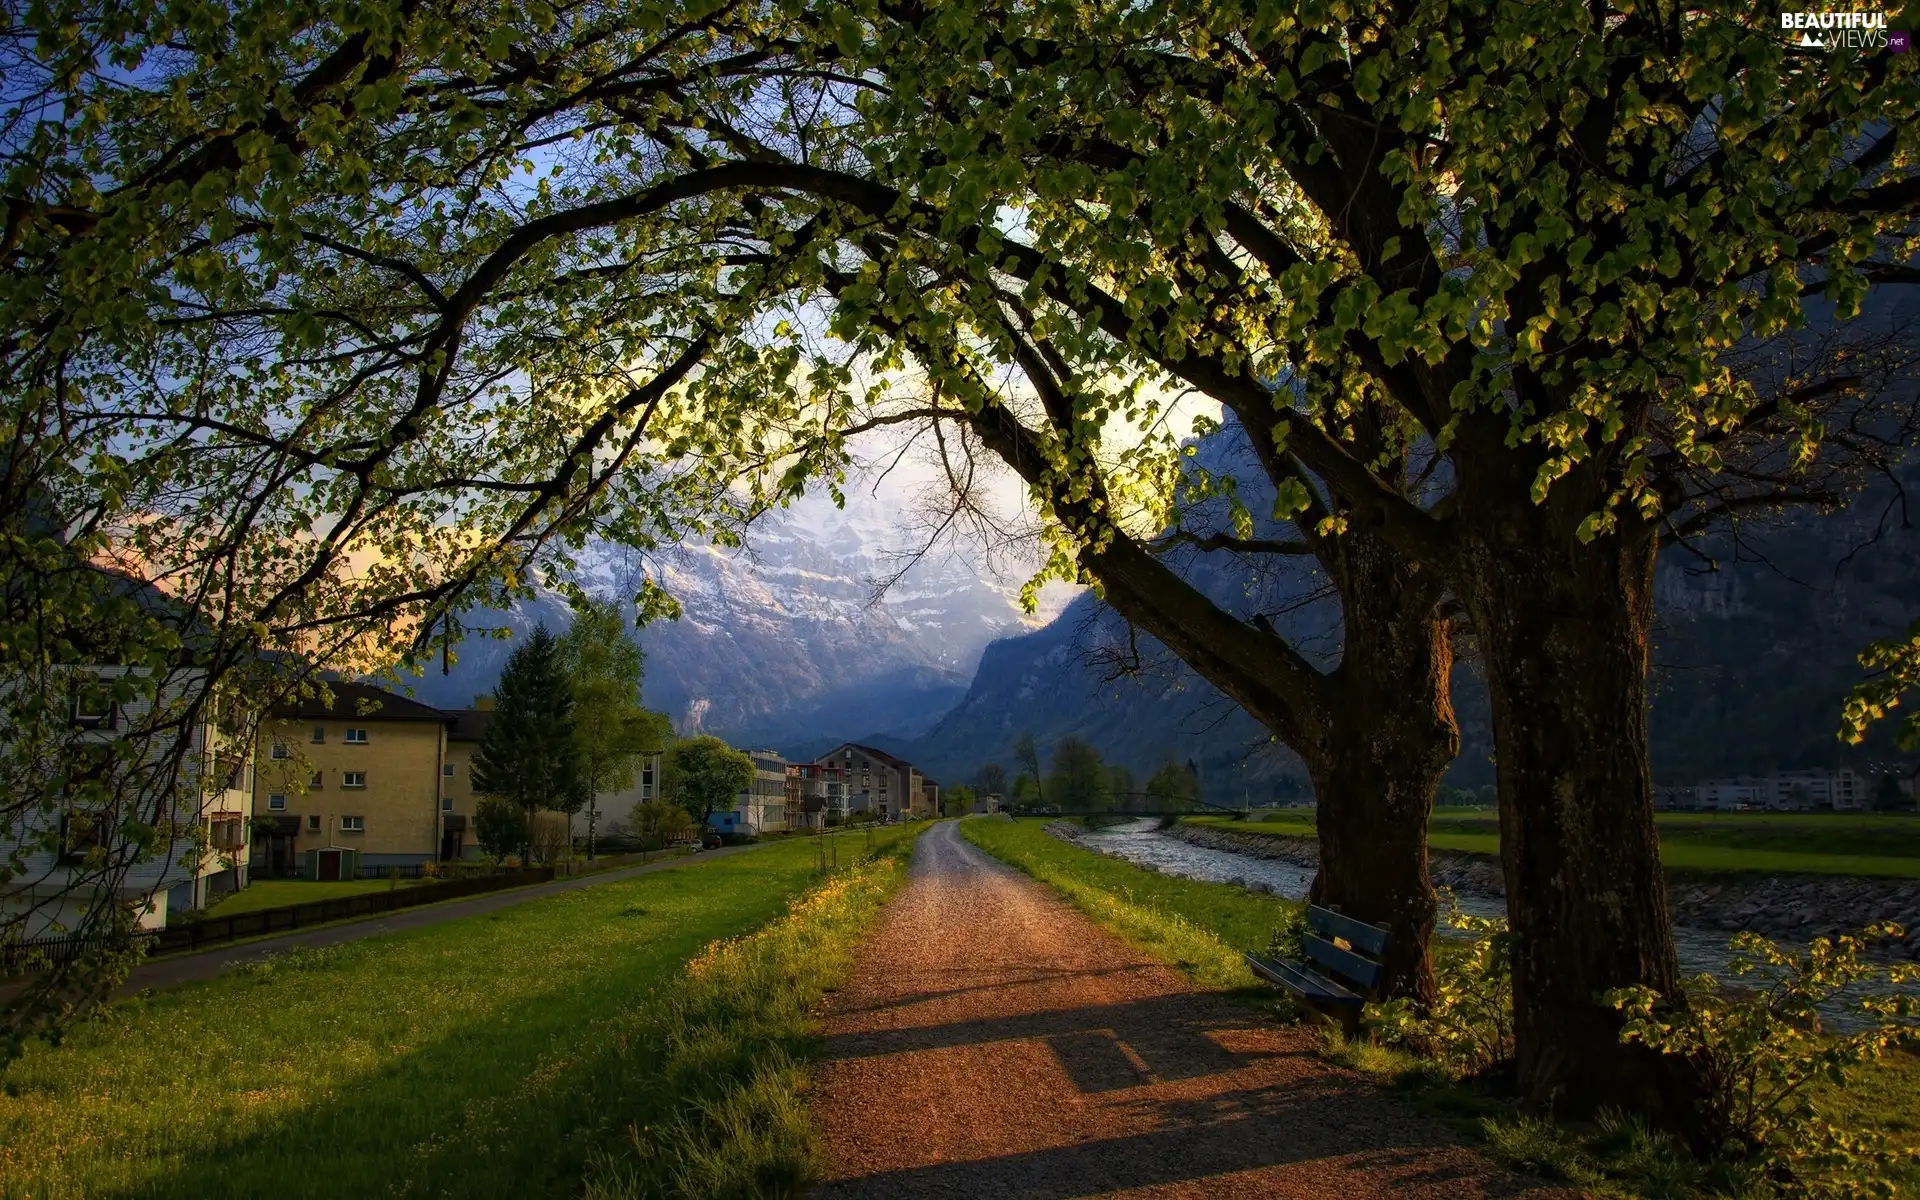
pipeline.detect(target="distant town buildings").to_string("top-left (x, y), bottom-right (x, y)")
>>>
top-left (1679, 766), bottom-right (1910, 812)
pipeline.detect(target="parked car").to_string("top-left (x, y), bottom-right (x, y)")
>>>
top-left (701, 833), bottom-right (723, 850)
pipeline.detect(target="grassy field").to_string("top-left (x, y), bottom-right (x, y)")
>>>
top-left (0, 828), bottom-right (917, 1200)
top-left (1186, 810), bottom-right (1920, 878)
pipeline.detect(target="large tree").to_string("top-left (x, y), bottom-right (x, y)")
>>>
top-left (557, 599), bottom-right (673, 860)
top-left (1145, 761), bottom-right (1202, 811)
top-left (0, 0), bottom-right (808, 1054)
top-left (471, 625), bottom-right (580, 862)
top-left (662, 736), bottom-right (755, 831)
top-left (602, 0), bottom-right (1919, 1122)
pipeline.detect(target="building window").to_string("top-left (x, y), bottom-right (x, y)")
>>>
top-left (310, 770), bottom-right (324, 788)
top-left (306, 814), bottom-right (321, 832)
top-left (267, 793), bottom-right (287, 811)
top-left (71, 680), bottom-right (118, 731)
top-left (442, 796), bottom-right (454, 812)
top-left (311, 726), bottom-right (326, 743)
top-left (340, 815), bottom-right (365, 832)
top-left (59, 807), bottom-right (107, 864)
top-left (342, 771), bottom-right (366, 789)
top-left (211, 818), bottom-right (245, 851)
top-left (345, 728), bottom-right (368, 744)
top-left (270, 742), bottom-right (290, 760)
top-left (442, 763), bottom-right (455, 777)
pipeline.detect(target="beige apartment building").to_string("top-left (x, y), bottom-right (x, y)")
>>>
top-left (253, 682), bottom-right (450, 879)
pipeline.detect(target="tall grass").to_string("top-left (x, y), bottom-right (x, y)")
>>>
top-left (581, 833), bottom-right (919, 1199)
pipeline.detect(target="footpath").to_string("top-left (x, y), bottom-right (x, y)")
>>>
top-left (810, 822), bottom-right (1574, 1200)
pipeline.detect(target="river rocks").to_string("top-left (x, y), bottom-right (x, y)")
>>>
top-left (1164, 821), bottom-right (1920, 952)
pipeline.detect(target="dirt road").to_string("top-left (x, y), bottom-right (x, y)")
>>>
top-left (810, 821), bottom-right (1572, 1199)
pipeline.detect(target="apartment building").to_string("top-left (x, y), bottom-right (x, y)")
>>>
top-left (253, 682), bottom-right (450, 878)
top-left (1695, 767), bottom-right (1871, 812)
top-left (787, 762), bottom-right (848, 829)
top-left (1, 666), bottom-right (254, 934)
top-left (595, 748), bottom-right (666, 833)
top-left (728, 750), bottom-right (790, 834)
top-left (814, 743), bottom-right (939, 822)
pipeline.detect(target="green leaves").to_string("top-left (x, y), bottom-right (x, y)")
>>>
top-left (1609, 924), bottom-right (1920, 1193)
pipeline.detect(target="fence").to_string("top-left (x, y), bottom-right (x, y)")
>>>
top-left (3, 867), bottom-right (556, 975)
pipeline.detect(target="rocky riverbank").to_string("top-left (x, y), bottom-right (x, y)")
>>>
top-left (1164, 822), bottom-right (1920, 953)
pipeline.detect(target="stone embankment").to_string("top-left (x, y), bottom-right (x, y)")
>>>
top-left (1165, 822), bottom-right (1920, 955)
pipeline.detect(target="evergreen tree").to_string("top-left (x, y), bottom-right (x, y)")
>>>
top-left (470, 624), bottom-right (580, 861)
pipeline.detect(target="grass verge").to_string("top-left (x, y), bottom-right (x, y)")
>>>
top-left (959, 817), bottom-right (1292, 991)
top-left (0, 828), bottom-right (913, 1199)
top-left (1186, 812), bottom-right (1920, 879)
top-left (580, 829), bottom-right (920, 1198)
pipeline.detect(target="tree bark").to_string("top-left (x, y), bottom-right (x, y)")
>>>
top-left (1083, 529), bottom-right (1455, 1005)
top-left (1306, 545), bottom-right (1456, 1007)
top-left (1457, 498), bottom-right (1696, 1123)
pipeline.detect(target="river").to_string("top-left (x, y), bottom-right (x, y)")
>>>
top-left (1080, 818), bottom-right (1761, 983)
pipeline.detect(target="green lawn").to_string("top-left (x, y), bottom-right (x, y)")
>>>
top-left (0, 829), bottom-right (913, 1200)
top-left (1187, 811), bottom-right (1920, 878)
top-left (184, 877), bottom-right (421, 921)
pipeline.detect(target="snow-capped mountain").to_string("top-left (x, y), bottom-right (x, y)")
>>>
top-left (403, 489), bottom-right (1073, 754)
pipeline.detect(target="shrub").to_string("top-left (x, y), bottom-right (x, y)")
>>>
top-left (1607, 923), bottom-right (1920, 1197)
top-left (1365, 892), bottom-right (1514, 1078)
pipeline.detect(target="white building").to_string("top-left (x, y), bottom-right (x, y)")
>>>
top-left (734, 750), bottom-right (789, 834)
top-left (1, 666), bottom-right (254, 937)
top-left (1696, 768), bottom-right (1869, 812)
top-left (592, 750), bottom-right (667, 833)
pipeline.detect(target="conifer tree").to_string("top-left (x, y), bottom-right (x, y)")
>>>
top-left (471, 625), bottom-right (580, 862)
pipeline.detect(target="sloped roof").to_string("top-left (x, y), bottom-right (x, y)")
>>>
top-left (269, 680), bottom-right (450, 724)
top-left (445, 708), bottom-right (493, 742)
top-left (821, 741), bottom-right (922, 776)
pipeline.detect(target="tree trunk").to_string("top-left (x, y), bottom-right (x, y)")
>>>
top-left (1459, 507), bottom-right (1698, 1124)
top-left (1305, 539), bottom-right (1456, 1008)
top-left (1081, 529), bottom-right (1455, 1006)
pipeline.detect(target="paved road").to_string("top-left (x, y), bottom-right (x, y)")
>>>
top-left (811, 821), bottom-right (1574, 1200)
top-left (118, 844), bottom-right (761, 996)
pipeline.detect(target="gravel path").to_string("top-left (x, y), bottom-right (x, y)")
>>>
top-left (811, 821), bottom-right (1578, 1199)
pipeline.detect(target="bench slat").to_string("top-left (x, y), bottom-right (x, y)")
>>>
top-left (1303, 933), bottom-right (1383, 991)
top-left (1244, 953), bottom-right (1362, 1007)
top-left (1305, 905), bottom-right (1393, 958)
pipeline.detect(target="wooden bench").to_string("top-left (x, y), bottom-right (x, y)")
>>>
top-left (1245, 904), bottom-right (1391, 1035)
